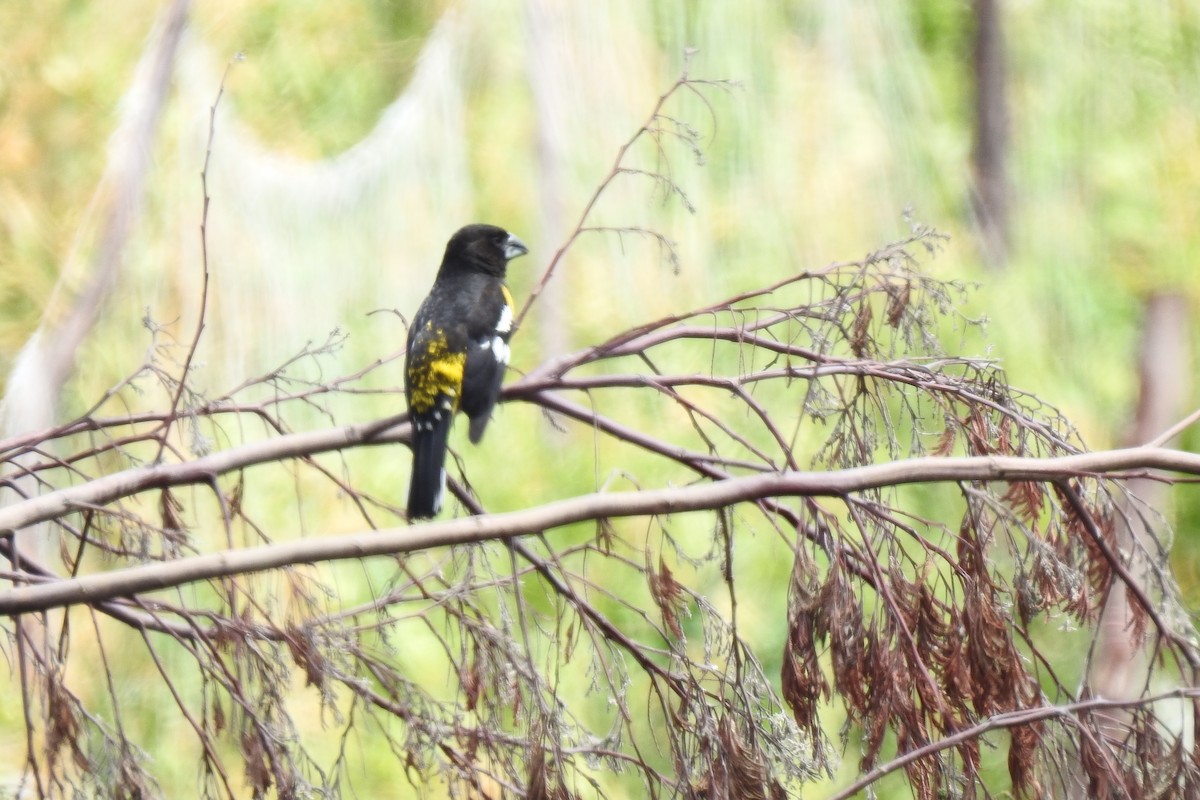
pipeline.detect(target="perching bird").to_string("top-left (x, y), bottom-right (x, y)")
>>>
top-left (404, 224), bottom-right (528, 519)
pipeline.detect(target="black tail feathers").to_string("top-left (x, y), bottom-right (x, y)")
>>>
top-left (407, 413), bottom-right (452, 519)
top-left (467, 410), bottom-right (491, 445)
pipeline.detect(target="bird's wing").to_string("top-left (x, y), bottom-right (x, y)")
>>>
top-left (461, 285), bottom-right (513, 443)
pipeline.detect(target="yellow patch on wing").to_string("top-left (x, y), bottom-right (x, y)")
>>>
top-left (500, 284), bottom-right (514, 311)
top-left (408, 325), bottom-right (466, 413)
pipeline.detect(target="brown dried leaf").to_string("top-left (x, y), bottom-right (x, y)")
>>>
top-left (649, 556), bottom-right (685, 639)
top-left (561, 620), bottom-right (576, 665)
top-left (860, 693), bottom-right (890, 768)
top-left (886, 649), bottom-right (927, 774)
top-left (526, 747), bottom-right (548, 800)
top-left (902, 747), bottom-right (937, 800)
top-left (461, 657), bottom-right (481, 712)
top-left (996, 413), bottom-right (1015, 456)
top-left (159, 488), bottom-right (188, 556)
top-left (284, 626), bottom-right (326, 690)
top-left (886, 281), bottom-right (911, 328)
top-left (962, 577), bottom-right (1033, 716)
top-left (227, 472), bottom-right (245, 517)
top-left (962, 409), bottom-right (994, 455)
top-left (160, 487), bottom-right (184, 532)
top-left (1063, 580), bottom-right (1097, 622)
top-left (1008, 722), bottom-right (1044, 799)
top-left (595, 517), bottom-right (616, 554)
top-left (1030, 552), bottom-right (1062, 608)
top-left (932, 423), bottom-right (957, 457)
top-left (242, 728), bottom-right (272, 797)
top-left (942, 645), bottom-right (975, 712)
top-left (914, 578), bottom-right (954, 667)
top-left (403, 750), bottom-right (420, 779)
top-left (1077, 712), bottom-right (1115, 800)
top-left (958, 737), bottom-right (981, 791)
top-left (1003, 481), bottom-right (1045, 522)
top-left (526, 747), bottom-right (577, 800)
top-left (1054, 485), bottom-right (1117, 600)
top-left (824, 570), bottom-right (871, 714)
top-left (1015, 569), bottom-right (1042, 627)
top-left (956, 514), bottom-right (997, 583)
top-left (1126, 582), bottom-right (1150, 646)
top-left (887, 565), bottom-right (922, 631)
top-left (696, 718), bottom-right (775, 800)
top-left (718, 716), bottom-right (772, 800)
top-left (46, 682), bottom-right (87, 772)
top-left (211, 696), bottom-right (226, 735)
top-left (850, 301), bottom-right (873, 358)
top-left (780, 615), bottom-right (828, 738)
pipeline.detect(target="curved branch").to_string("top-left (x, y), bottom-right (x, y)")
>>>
top-left (1, 445), bottom-right (1197, 614)
top-left (827, 686), bottom-right (1200, 800)
top-left (0, 414), bottom-right (407, 535)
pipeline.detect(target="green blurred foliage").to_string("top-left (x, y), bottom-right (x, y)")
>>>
top-left (196, 0), bottom-right (443, 157)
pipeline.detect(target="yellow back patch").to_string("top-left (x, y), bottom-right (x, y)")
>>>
top-left (408, 325), bottom-right (466, 413)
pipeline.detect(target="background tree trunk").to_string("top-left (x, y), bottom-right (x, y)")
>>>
top-left (2, 0), bottom-right (189, 679)
top-left (524, 0), bottom-right (571, 361)
top-left (972, 0), bottom-right (1010, 269)
top-left (1084, 292), bottom-right (1192, 796)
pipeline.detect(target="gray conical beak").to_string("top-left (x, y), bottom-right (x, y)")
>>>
top-left (504, 233), bottom-right (529, 261)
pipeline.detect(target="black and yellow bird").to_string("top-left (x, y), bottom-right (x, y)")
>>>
top-left (405, 224), bottom-right (528, 519)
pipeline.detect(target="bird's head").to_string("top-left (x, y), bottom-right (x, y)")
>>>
top-left (442, 224), bottom-right (528, 278)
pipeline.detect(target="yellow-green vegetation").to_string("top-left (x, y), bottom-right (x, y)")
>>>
top-left (2, 1), bottom-right (1199, 798)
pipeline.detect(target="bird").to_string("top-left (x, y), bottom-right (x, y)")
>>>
top-left (404, 224), bottom-right (528, 519)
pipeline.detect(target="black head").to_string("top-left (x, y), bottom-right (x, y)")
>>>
top-left (440, 224), bottom-right (528, 278)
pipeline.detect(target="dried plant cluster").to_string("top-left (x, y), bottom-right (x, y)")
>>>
top-left (2, 65), bottom-right (1198, 800)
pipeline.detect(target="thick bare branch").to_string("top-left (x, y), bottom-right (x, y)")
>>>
top-left (1, 445), bottom-right (1198, 615)
top-left (0, 415), bottom-right (405, 535)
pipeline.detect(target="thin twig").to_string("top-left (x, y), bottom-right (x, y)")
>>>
top-left (155, 53), bottom-right (241, 462)
top-left (827, 687), bottom-right (1200, 800)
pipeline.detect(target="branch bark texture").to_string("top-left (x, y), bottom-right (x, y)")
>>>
top-left (1, 445), bottom-right (1195, 614)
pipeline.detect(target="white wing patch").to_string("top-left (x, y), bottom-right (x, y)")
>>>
top-left (474, 335), bottom-right (508, 364)
top-left (495, 304), bottom-right (513, 335)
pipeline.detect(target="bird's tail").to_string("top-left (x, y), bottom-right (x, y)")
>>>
top-left (407, 413), bottom-right (452, 519)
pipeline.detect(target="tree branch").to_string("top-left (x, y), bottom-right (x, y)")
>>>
top-left (828, 686), bottom-right (1200, 800)
top-left (0, 415), bottom-right (406, 535)
top-left (1, 445), bottom-right (1196, 614)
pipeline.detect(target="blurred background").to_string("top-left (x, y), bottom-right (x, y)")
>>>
top-left (2, 0), bottom-right (1198, 795)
